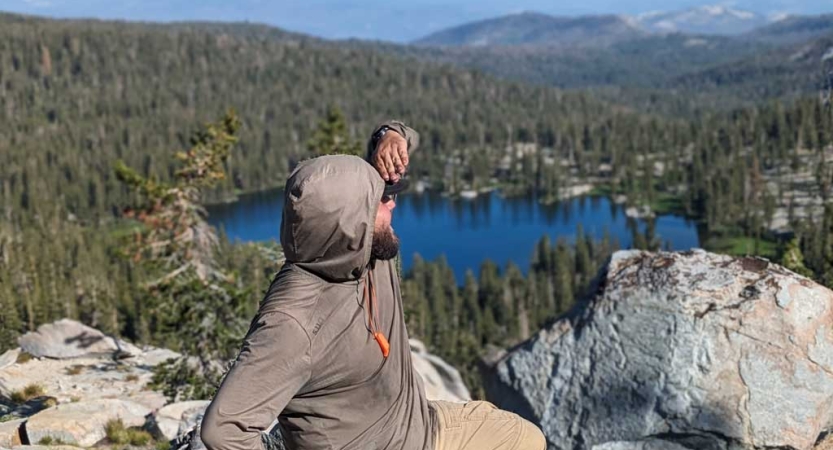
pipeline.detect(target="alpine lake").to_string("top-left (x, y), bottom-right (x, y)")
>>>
top-left (207, 188), bottom-right (701, 282)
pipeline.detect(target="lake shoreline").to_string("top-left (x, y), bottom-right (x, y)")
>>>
top-left (207, 189), bottom-right (702, 282)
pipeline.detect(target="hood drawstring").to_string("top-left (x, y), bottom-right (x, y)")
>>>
top-left (363, 268), bottom-right (390, 358)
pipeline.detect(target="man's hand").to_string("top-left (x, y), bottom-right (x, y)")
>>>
top-left (372, 131), bottom-right (409, 182)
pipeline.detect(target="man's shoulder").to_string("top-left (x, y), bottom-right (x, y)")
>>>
top-left (258, 264), bottom-right (326, 317)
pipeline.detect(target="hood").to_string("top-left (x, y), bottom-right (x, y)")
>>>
top-left (281, 155), bottom-right (385, 282)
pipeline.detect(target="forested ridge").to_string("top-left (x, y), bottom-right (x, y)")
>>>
top-left (4, 12), bottom-right (832, 230)
top-left (383, 21), bottom-right (833, 114)
top-left (0, 11), bottom-right (614, 219)
top-left (2, 12), bottom-right (833, 399)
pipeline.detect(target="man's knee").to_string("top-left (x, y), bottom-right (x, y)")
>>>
top-left (517, 418), bottom-right (546, 450)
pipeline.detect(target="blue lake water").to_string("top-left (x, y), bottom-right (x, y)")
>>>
top-left (207, 190), bottom-right (701, 282)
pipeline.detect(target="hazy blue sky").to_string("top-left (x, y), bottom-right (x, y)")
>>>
top-left (2, 0), bottom-right (831, 42)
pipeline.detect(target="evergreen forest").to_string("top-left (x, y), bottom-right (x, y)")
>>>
top-left (2, 11), bottom-right (833, 398)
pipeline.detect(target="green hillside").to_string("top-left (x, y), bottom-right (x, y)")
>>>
top-left (672, 31), bottom-right (833, 105)
top-left (0, 12), bottom-right (624, 219)
top-left (375, 33), bottom-right (769, 90)
top-left (2, 12), bottom-right (833, 397)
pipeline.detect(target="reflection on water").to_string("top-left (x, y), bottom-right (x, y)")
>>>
top-left (207, 189), bottom-right (701, 282)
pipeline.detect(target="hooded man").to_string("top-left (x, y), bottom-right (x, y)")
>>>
top-left (201, 123), bottom-right (546, 450)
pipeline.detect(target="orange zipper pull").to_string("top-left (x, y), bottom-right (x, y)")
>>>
top-left (374, 332), bottom-right (390, 358)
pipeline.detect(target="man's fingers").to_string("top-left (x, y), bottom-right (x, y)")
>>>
top-left (391, 147), bottom-right (404, 173)
top-left (375, 153), bottom-right (390, 180)
top-left (383, 151), bottom-right (396, 179)
top-left (398, 145), bottom-right (409, 169)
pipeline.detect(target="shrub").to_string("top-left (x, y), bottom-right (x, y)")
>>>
top-left (15, 352), bottom-right (33, 364)
top-left (9, 384), bottom-right (45, 404)
top-left (104, 419), bottom-right (130, 444)
top-left (128, 429), bottom-right (153, 446)
top-left (104, 418), bottom-right (154, 446)
top-left (150, 357), bottom-right (230, 402)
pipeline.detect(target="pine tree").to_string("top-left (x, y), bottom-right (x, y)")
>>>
top-left (461, 270), bottom-right (481, 337)
top-left (781, 237), bottom-right (813, 278)
top-left (306, 106), bottom-right (363, 158)
top-left (0, 274), bottom-right (22, 350)
top-left (478, 260), bottom-right (505, 342)
top-left (553, 240), bottom-right (574, 315)
top-left (574, 225), bottom-right (592, 286)
top-left (503, 262), bottom-right (524, 340)
top-left (116, 111), bottom-right (254, 401)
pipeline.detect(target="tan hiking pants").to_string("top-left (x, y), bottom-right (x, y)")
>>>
top-left (429, 400), bottom-right (547, 450)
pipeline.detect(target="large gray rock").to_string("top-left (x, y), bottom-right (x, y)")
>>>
top-left (0, 350), bottom-right (19, 372)
top-left (486, 249), bottom-right (833, 450)
top-left (592, 440), bottom-right (690, 450)
top-left (0, 320), bottom-right (177, 410)
top-left (18, 319), bottom-right (142, 359)
top-left (24, 398), bottom-right (150, 447)
top-left (0, 418), bottom-right (24, 447)
top-left (410, 339), bottom-right (471, 402)
top-left (148, 400), bottom-right (210, 441)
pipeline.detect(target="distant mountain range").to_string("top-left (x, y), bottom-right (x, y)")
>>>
top-left (636, 5), bottom-right (767, 35)
top-left (386, 6), bottom-right (833, 114)
top-left (413, 5), bottom-right (833, 48)
top-left (746, 13), bottom-right (833, 44)
top-left (413, 12), bottom-right (645, 48)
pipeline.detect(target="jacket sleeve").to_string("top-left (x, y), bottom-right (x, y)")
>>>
top-left (201, 311), bottom-right (311, 450)
top-left (366, 120), bottom-right (421, 161)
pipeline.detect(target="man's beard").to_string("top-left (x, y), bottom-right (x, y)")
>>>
top-left (371, 226), bottom-right (400, 261)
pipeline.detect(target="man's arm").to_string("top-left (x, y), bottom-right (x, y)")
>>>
top-left (201, 312), bottom-right (311, 450)
top-left (366, 120), bottom-right (420, 182)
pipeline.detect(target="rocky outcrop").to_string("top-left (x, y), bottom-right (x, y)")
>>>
top-left (24, 399), bottom-right (150, 447)
top-left (0, 418), bottom-right (25, 447)
top-left (148, 401), bottom-right (211, 441)
top-left (0, 352), bottom-right (166, 411)
top-left (18, 319), bottom-right (142, 360)
top-left (485, 249), bottom-right (833, 450)
top-left (410, 339), bottom-right (471, 402)
top-left (592, 439), bottom-right (690, 450)
top-left (0, 349), bottom-right (19, 372)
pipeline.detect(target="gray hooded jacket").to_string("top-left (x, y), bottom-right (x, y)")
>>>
top-left (201, 155), bottom-right (433, 450)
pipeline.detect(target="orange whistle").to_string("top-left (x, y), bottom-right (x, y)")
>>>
top-left (374, 332), bottom-right (390, 358)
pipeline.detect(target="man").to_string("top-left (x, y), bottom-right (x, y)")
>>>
top-left (201, 122), bottom-right (546, 450)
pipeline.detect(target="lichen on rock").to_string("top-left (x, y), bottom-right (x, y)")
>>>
top-left (486, 249), bottom-right (833, 450)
